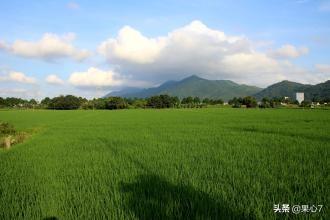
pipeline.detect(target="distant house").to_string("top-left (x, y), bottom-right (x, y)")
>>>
top-left (296, 92), bottom-right (304, 104)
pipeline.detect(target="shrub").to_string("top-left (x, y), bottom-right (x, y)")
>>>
top-left (0, 122), bottom-right (16, 136)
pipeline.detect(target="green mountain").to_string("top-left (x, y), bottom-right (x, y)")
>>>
top-left (254, 80), bottom-right (312, 100)
top-left (304, 80), bottom-right (330, 101)
top-left (254, 80), bottom-right (330, 101)
top-left (106, 75), bottom-right (262, 101)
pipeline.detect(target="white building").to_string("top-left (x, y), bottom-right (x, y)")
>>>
top-left (296, 92), bottom-right (304, 104)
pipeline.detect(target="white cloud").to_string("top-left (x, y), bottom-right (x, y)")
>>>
top-left (98, 26), bottom-right (166, 64)
top-left (0, 88), bottom-right (29, 98)
top-left (0, 40), bottom-right (9, 50)
top-left (0, 71), bottom-right (36, 84)
top-left (68, 67), bottom-right (150, 89)
top-left (0, 88), bottom-right (41, 99)
top-left (315, 64), bottom-right (330, 73)
top-left (67, 2), bottom-right (80, 10)
top-left (268, 44), bottom-right (309, 59)
top-left (98, 20), bottom-right (322, 86)
top-left (68, 67), bottom-right (124, 88)
top-left (1, 33), bottom-right (90, 61)
top-left (46, 74), bottom-right (64, 85)
top-left (220, 52), bottom-right (286, 81)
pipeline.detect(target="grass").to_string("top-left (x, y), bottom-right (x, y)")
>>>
top-left (0, 108), bottom-right (329, 219)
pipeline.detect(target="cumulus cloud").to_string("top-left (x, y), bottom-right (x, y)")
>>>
top-left (46, 74), bottom-right (64, 85)
top-left (0, 88), bottom-right (41, 99)
top-left (68, 67), bottom-right (123, 88)
top-left (1, 33), bottom-right (90, 61)
top-left (0, 71), bottom-right (36, 84)
top-left (98, 26), bottom-right (166, 64)
top-left (68, 67), bottom-right (150, 89)
top-left (97, 20), bottom-right (322, 86)
top-left (268, 44), bottom-right (309, 59)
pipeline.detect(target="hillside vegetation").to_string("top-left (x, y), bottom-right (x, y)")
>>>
top-left (254, 80), bottom-right (330, 101)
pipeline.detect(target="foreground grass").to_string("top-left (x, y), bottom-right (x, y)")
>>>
top-left (0, 108), bottom-right (329, 219)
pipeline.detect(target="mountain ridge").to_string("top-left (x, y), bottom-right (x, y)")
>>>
top-left (105, 75), bottom-right (262, 101)
top-left (254, 80), bottom-right (330, 101)
top-left (106, 76), bottom-right (330, 101)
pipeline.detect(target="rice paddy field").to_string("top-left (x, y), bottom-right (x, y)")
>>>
top-left (0, 108), bottom-right (329, 219)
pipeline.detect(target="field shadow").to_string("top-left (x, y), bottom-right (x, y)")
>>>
top-left (43, 217), bottom-right (58, 220)
top-left (121, 174), bottom-right (254, 220)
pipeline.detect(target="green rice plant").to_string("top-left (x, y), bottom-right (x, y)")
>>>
top-left (0, 109), bottom-right (328, 219)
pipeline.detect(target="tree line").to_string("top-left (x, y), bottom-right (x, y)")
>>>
top-left (228, 96), bottom-right (329, 108)
top-left (1, 95), bottom-right (328, 110)
top-left (0, 95), bottom-right (224, 110)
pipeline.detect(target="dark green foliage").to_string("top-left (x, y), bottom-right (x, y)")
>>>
top-left (147, 95), bottom-right (179, 108)
top-left (202, 98), bottom-right (224, 105)
top-left (259, 98), bottom-right (271, 108)
top-left (228, 97), bottom-right (242, 108)
top-left (181, 96), bottom-right (194, 105)
top-left (181, 96), bottom-right (205, 108)
top-left (202, 98), bottom-right (210, 104)
top-left (242, 96), bottom-right (257, 108)
top-left (105, 97), bottom-right (128, 110)
top-left (0, 97), bottom-right (36, 108)
top-left (193, 96), bottom-right (200, 104)
top-left (41, 97), bottom-right (51, 106)
top-left (131, 99), bottom-right (147, 108)
top-left (0, 122), bottom-right (16, 136)
top-left (261, 97), bottom-right (298, 108)
top-left (48, 95), bottom-right (83, 110)
top-left (270, 97), bottom-right (283, 108)
top-left (228, 96), bottom-right (257, 108)
top-left (92, 98), bottom-right (107, 109)
top-left (29, 99), bottom-right (38, 105)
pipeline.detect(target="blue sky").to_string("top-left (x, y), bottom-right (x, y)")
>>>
top-left (0, 0), bottom-right (330, 99)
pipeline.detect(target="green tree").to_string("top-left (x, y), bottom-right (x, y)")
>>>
top-left (242, 96), bottom-right (257, 108)
top-left (228, 97), bottom-right (242, 108)
top-left (49, 95), bottom-right (81, 110)
top-left (106, 97), bottom-right (128, 110)
top-left (202, 98), bottom-right (210, 104)
top-left (260, 97), bottom-right (271, 108)
top-left (193, 97), bottom-right (200, 104)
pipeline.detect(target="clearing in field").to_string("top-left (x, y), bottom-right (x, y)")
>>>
top-left (0, 108), bottom-right (329, 219)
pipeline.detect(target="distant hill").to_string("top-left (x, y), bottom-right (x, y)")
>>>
top-left (254, 80), bottom-right (330, 101)
top-left (304, 80), bottom-right (330, 101)
top-left (105, 75), bottom-right (262, 101)
top-left (254, 80), bottom-right (312, 100)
